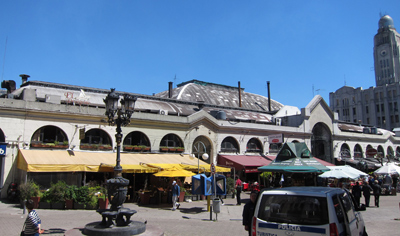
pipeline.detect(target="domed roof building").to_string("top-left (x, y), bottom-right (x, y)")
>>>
top-left (378, 15), bottom-right (395, 31)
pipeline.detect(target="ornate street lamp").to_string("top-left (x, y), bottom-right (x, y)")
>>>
top-left (84, 89), bottom-right (144, 235)
top-left (105, 89), bottom-right (137, 175)
top-left (102, 89), bottom-right (138, 221)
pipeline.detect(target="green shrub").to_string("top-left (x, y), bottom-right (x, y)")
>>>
top-left (226, 177), bottom-right (235, 195)
top-left (65, 185), bottom-right (77, 201)
top-left (47, 181), bottom-right (67, 203)
top-left (19, 179), bottom-right (41, 200)
top-left (75, 186), bottom-right (90, 204)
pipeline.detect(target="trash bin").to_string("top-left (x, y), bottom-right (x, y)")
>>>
top-left (213, 198), bottom-right (221, 213)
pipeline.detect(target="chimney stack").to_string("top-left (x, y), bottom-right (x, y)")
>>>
top-left (238, 81), bottom-right (242, 107)
top-left (267, 81), bottom-right (271, 111)
top-left (20, 74), bottom-right (30, 84)
top-left (168, 81), bottom-right (173, 98)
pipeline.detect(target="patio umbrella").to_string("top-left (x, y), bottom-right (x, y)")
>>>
top-left (374, 163), bottom-right (400, 175)
top-left (154, 166), bottom-right (196, 177)
top-left (319, 165), bottom-right (368, 179)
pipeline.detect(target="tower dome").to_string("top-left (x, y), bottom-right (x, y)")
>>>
top-left (379, 15), bottom-right (394, 29)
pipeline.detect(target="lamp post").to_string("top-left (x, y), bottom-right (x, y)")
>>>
top-left (104, 88), bottom-right (137, 212)
top-left (193, 141), bottom-right (208, 173)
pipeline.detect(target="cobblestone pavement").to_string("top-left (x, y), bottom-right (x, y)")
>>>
top-left (1, 192), bottom-right (399, 236)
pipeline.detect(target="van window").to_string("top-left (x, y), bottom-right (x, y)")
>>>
top-left (332, 195), bottom-right (345, 223)
top-left (257, 195), bottom-right (329, 225)
top-left (340, 193), bottom-right (356, 223)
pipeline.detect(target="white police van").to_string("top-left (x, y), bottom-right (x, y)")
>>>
top-left (252, 187), bottom-right (367, 236)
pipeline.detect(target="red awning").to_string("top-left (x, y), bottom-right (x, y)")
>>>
top-left (218, 155), bottom-right (274, 173)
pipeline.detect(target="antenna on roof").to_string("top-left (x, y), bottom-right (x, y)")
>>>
top-left (174, 74), bottom-right (177, 87)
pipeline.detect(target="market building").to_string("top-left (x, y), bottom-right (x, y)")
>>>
top-left (0, 75), bottom-right (399, 199)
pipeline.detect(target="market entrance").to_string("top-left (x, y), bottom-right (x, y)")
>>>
top-left (311, 122), bottom-right (333, 164)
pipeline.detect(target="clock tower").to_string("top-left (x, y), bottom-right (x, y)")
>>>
top-left (373, 15), bottom-right (400, 86)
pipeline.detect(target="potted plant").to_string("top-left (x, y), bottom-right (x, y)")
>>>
top-left (98, 194), bottom-right (109, 209)
top-left (226, 177), bottom-right (235, 198)
top-left (176, 147), bottom-right (184, 152)
top-left (178, 187), bottom-right (185, 202)
top-left (65, 185), bottom-right (77, 209)
top-left (39, 190), bottom-right (52, 209)
top-left (74, 186), bottom-right (89, 209)
top-left (101, 144), bottom-right (112, 150)
top-left (141, 146), bottom-right (150, 151)
top-left (48, 181), bottom-right (67, 209)
top-left (123, 145), bottom-right (134, 151)
top-left (95, 186), bottom-right (109, 209)
top-left (19, 179), bottom-right (41, 209)
top-left (160, 146), bottom-right (169, 152)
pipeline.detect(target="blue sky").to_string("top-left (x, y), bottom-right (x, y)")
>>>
top-left (1, 1), bottom-right (399, 108)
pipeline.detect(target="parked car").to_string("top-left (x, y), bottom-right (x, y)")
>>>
top-left (252, 187), bottom-right (367, 236)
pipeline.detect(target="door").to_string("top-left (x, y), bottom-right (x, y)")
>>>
top-left (339, 192), bottom-right (359, 235)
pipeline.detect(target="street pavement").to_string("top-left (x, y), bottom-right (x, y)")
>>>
top-left (1, 191), bottom-right (399, 236)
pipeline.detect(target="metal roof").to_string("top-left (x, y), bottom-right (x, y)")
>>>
top-left (155, 80), bottom-right (283, 112)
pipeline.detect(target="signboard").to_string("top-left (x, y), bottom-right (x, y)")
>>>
top-left (366, 148), bottom-right (377, 156)
top-left (210, 163), bottom-right (216, 175)
top-left (0, 144), bottom-right (6, 155)
top-left (268, 134), bottom-right (284, 144)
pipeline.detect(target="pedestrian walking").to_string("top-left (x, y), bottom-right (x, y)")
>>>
top-left (235, 177), bottom-right (242, 205)
top-left (242, 191), bottom-right (258, 236)
top-left (362, 181), bottom-right (373, 207)
top-left (22, 199), bottom-right (44, 236)
top-left (372, 180), bottom-right (382, 207)
top-left (352, 181), bottom-right (362, 207)
top-left (171, 181), bottom-right (180, 211)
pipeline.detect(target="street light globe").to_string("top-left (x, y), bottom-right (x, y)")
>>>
top-left (202, 153), bottom-right (209, 160)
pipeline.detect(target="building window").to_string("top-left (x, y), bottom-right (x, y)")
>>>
top-left (382, 116), bottom-right (386, 125)
top-left (389, 102), bottom-right (393, 112)
top-left (366, 106), bottom-right (369, 114)
top-left (377, 104), bottom-right (380, 112)
top-left (396, 115), bottom-right (399, 123)
top-left (394, 90), bottom-right (397, 97)
top-left (367, 118), bottom-right (370, 124)
top-left (395, 102), bottom-right (398, 112)
top-left (353, 107), bottom-right (356, 115)
top-left (336, 99), bottom-right (339, 106)
top-left (381, 104), bottom-right (384, 112)
top-left (391, 115), bottom-right (394, 123)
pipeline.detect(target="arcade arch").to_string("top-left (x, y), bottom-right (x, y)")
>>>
top-left (311, 122), bottom-right (332, 162)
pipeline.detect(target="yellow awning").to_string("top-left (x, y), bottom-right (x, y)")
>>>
top-left (17, 149), bottom-right (223, 173)
top-left (179, 164), bottom-right (231, 173)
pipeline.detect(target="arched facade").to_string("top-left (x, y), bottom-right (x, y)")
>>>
top-left (221, 136), bottom-right (240, 153)
top-left (159, 133), bottom-right (184, 152)
top-left (340, 143), bottom-right (351, 158)
top-left (246, 138), bottom-right (263, 153)
top-left (30, 125), bottom-right (69, 149)
top-left (192, 135), bottom-right (212, 164)
top-left (354, 144), bottom-right (363, 159)
top-left (80, 128), bottom-right (112, 151)
top-left (377, 145), bottom-right (385, 158)
top-left (123, 131), bottom-right (151, 152)
top-left (311, 122), bottom-right (333, 162)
